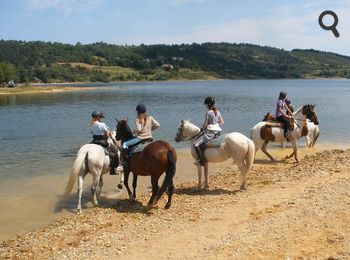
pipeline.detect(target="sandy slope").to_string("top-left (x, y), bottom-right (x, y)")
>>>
top-left (1, 149), bottom-right (350, 259)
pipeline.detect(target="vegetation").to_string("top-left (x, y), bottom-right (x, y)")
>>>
top-left (1, 40), bottom-right (350, 83)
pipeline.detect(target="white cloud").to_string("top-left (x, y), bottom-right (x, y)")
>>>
top-left (122, 2), bottom-right (350, 55)
top-left (23, 0), bottom-right (101, 15)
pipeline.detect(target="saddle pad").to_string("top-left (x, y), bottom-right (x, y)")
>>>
top-left (206, 134), bottom-right (227, 148)
top-left (265, 122), bottom-right (282, 127)
top-left (131, 143), bottom-right (149, 154)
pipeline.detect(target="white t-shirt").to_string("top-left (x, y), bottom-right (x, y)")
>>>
top-left (91, 121), bottom-right (109, 136)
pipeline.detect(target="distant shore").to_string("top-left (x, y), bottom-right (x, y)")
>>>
top-left (0, 86), bottom-right (107, 95)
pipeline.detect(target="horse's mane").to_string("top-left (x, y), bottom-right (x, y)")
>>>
top-left (292, 106), bottom-right (304, 116)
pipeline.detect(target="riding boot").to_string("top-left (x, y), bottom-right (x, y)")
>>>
top-left (109, 156), bottom-right (119, 175)
top-left (121, 148), bottom-right (130, 167)
top-left (194, 146), bottom-right (205, 166)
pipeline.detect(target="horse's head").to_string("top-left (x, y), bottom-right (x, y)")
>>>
top-left (115, 117), bottom-right (133, 142)
top-left (302, 104), bottom-right (319, 125)
top-left (175, 120), bottom-right (186, 143)
top-left (175, 120), bottom-right (200, 142)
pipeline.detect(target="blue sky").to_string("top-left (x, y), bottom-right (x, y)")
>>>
top-left (1, 0), bottom-right (350, 55)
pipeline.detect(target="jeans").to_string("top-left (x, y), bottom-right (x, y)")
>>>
top-left (276, 115), bottom-right (290, 137)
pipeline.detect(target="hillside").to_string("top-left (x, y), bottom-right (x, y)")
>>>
top-left (1, 40), bottom-right (350, 83)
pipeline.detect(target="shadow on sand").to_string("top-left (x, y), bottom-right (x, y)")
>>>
top-left (54, 190), bottom-right (152, 215)
top-left (175, 186), bottom-right (238, 196)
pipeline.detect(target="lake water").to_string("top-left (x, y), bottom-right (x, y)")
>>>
top-left (0, 79), bottom-right (349, 240)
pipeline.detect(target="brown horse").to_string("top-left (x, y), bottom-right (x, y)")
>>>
top-left (115, 119), bottom-right (177, 209)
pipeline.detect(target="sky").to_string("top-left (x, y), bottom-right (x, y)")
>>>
top-left (1, 0), bottom-right (350, 55)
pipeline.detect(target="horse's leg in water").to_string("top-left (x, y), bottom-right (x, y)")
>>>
top-left (261, 141), bottom-right (276, 161)
top-left (197, 166), bottom-right (202, 189)
top-left (77, 174), bottom-right (84, 214)
top-left (148, 175), bottom-right (160, 206)
top-left (204, 162), bottom-right (209, 189)
top-left (132, 173), bottom-right (138, 200)
top-left (123, 170), bottom-right (133, 200)
top-left (165, 179), bottom-right (174, 209)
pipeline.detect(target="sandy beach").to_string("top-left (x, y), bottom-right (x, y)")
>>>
top-left (0, 147), bottom-right (349, 259)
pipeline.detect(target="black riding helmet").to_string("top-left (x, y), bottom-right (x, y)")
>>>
top-left (136, 104), bottom-right (146, 114)
top-left (92, 110), bottom-right (105, 118)
top-left (279, 91), bottom-right (287, 99)
top-left (204, 96), bottom-right (215, 107)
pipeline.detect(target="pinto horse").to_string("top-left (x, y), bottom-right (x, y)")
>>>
top-left (175, 120), bottom-right (255, 190)
top-left (251, 104), bottom-right (319, 162)
top-left (115, 119), bottom-right (177, 209)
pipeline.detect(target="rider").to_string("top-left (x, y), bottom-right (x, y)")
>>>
top-left (193, 97), bottom-right (224, 166)
top-left (121, 104), bottom-right (160, 167)
top-left (285, 99), bottom-right (294, 116)
top-left (90, 110), bottom-right (119, 175)
top-left (275, 92), bottom-right (293, 140)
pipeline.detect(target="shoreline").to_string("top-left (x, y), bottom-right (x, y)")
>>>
top-left (0, 86), bottom-right (108, 95)
top-left (1, 146), bottom-right (349, 258)
top-left (1, 77), bottom-right (348, 95)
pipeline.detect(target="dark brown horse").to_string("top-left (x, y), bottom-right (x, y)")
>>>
top-left (115, 119), bottom-right (177, 209)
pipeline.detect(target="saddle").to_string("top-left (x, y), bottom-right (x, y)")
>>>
top-left (262, 112), bottom-right (294, 131)
top-left (206, 134), bottom-right (227, 148)
top-left (129, 137), bottom-right (153, 155)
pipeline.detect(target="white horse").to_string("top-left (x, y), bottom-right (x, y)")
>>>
top-left (251, 104), bottom-right (319, 163)
top-left (305, 120), bottom-right (320, 147)
top-left (64, 136), bottom-right (123, 214)
top-left (175, 120), bottom-right (255, 190)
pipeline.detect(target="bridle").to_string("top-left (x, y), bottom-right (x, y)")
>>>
top-left (176, 121), bottom-right (201, 142)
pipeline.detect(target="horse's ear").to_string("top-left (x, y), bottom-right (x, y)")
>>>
top-left (115, 117), bottom-right (120, 123)
top-left (313, 104), bottom-right (316, 107)
top-left (181, 120), bottom-right (184, 124)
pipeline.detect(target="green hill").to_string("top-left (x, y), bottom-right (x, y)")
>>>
top-left (1, 40), bottom-right (350, 83)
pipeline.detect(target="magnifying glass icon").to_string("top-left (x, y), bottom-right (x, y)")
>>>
top-left (319, 10), bottom-right (340, 38)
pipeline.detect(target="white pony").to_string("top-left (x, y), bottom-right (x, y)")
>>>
top-left (305, 119), bottom-right (320, 147)
top-left (175, 120), bottom-right (255, 190)
top-left (251, 104), bottom-right (319, 162)
top-left (64, 135), bottom-right (123, 214)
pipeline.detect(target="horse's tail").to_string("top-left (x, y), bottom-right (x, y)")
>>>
top-left (152, 150), bottom-right (176, 206)
top-left (245, 138), bottom-right (255, 172)
top-left (312, 125), bottom-right (320, 147)
top-left (64, 150), bottom-right (88, 197)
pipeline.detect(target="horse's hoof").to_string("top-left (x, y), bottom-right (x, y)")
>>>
top-left (164, 204), bottom-right (171, 209)
top-left (204, 185), bottom-right (209, 190)
top-left (77, 209), bottom-right (82, 215)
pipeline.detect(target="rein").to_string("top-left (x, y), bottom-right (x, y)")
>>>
top-left (182, 131), bottom-right (201, 141)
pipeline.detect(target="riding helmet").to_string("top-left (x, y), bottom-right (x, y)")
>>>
top-left (204, 96), bottom-right (215, 107)
top-left (136, 104), bottom-right (146, 113)
top-left (279, 91), bottom-right (287, 99)
top-left (92, 110), bottom-right (105, 118)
